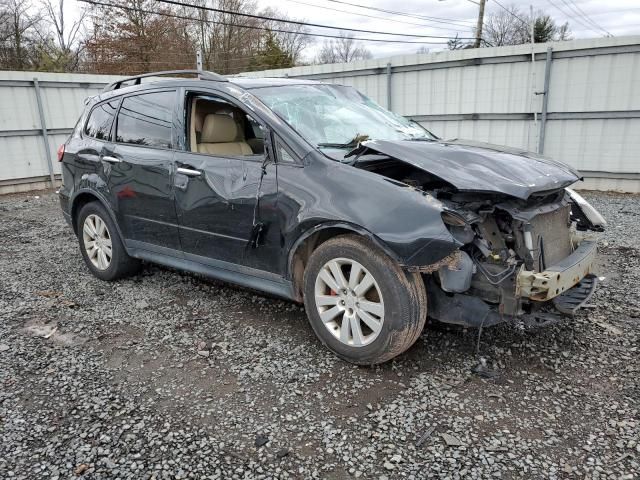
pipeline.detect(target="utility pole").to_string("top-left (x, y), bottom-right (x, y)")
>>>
top-left (530, 5), bottom-right (535, 47)
top-left (474, 0), bottom-right (486, 48)
top-left (529, 4), bottom-right (537, 151)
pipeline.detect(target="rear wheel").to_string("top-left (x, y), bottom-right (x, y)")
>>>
top-left (303, 235), bottom-right (427, 365)
top-left (77, 202), bottom-right (140, 281)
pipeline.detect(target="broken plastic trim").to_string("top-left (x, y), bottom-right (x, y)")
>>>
top-left (566, 188), bottom-right (606, 230)
top-left (441, 210), bottom-right (467, 227)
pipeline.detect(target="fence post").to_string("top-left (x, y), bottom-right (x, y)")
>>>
top-left (538, 47), bottom-right (553, 154)
top-left (33, 78), bottom-right (56, 187)
top-left (386, 62), bottom-right (392, 110)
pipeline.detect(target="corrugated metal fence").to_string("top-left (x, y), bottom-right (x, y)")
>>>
top-left (0, 71), bottom-right (122, 194)
top-left (0, 36), bottom-right (639, 193)
top-left (241, 36), bottom-right (640, 193)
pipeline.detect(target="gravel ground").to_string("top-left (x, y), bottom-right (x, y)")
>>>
top-left (0, 190), bottom-right (638, 480)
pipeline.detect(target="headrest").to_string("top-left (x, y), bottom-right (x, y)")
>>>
top-left (201, 114), bottom-right (238, 143)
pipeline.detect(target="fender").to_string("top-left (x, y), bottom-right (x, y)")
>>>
top-left (286, 220), bottom-right (403, 281)
top-left (69, 187), bottom-right (128, 252)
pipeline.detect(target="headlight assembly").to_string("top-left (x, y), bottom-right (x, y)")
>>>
top-left (566, 188), bottom-right (606, 231)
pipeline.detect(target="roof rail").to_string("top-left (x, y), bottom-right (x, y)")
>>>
top-left (102, 69), bottom-right (228, 92)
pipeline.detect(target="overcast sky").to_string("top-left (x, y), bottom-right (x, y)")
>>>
top-left (254, 0), bottom-right (640, 61)
top-left (65, 0), bottom-right (639, 62)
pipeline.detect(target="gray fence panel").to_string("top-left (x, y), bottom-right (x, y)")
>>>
top-left (0, 71), bottom-right (122, 193)
top-left (1, 36), bottom-right (639, 193)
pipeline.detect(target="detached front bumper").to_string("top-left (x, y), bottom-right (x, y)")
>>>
top-left (516, 240), bottom-right (598, 301)
top-left (426, 239), bottom-right (600, 328)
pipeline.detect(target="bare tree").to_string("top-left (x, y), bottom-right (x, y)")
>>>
top-left (205, 0), bottom-right (263, 74)
top-left (483, 4), bottom-right (572, 47)
top-left (483, 4), bottom-right (522, 47)
top-left (447, 34), bottom-right (468, 50)
top-left (316, 32), bottom-right (371, 64)
top-left (555, 22), bottom-right (572, 41)
top-left (0, 0), bottom-right (43, 69)
top-left (182, 0), bottom-right (311, 73)
top-left (37, 0), bottom-right (87, 71)
top-left (85, 0), bottom-right (302, 75)
top-left (84, 0), bottom-right (195, 75)
top-left (177, 0), bottom-right (213, 68)
top-left (261, 7), bottom-right (311, 65)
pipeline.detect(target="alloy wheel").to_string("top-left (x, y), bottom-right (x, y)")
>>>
top-left (314, 258), bottom-right (385, 347)
top-left (82, 214), bottom-right (112, 270)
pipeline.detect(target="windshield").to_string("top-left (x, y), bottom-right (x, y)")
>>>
top-left (252, 84), bottom-right (436, 149)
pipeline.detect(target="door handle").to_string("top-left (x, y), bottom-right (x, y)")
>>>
top-left (176, 167), bottom-right (202, 177)
top-left (102, 155), bottom-right (121, 164)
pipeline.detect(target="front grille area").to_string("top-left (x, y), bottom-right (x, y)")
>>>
top-left (530, 204), bottom-right (572, 270)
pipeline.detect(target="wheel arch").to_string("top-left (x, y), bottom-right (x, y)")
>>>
top-left (287, 222), bottom-right (401, 302)
top-left (70, 189), bottom-right (124, 242)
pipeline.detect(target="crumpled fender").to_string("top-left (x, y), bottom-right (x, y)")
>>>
top-left (281, 155), bottom-right (460, 274)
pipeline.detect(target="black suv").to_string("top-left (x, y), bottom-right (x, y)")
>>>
top-left (59, 70), bottom-right (605, 364)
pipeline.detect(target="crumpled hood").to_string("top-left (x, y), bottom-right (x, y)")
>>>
top-left (358, 139), bottom-right (581, 200)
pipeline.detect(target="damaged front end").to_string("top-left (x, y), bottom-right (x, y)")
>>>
top-left (349, 140), bottom-right (605, 328)
top-left (426, 188), bottom-right (603, 328)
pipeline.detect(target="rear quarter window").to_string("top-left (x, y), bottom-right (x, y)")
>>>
top-left (116, 91), bottom-right (174, 148)
top-left (84, 100), bottom-right (119, 140)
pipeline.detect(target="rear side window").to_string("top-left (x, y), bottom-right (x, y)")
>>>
top-left (116, 91), bottom-right (174, 148)
top-left (84, 101), bottom-right (118, 140)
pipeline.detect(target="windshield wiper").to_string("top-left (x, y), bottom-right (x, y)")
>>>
top-left (317, 142), bottom-right (355, 149)
top-left (407, 120), bottom-right (438, 141)
top-left (317, 133), bottom-right (369, 150)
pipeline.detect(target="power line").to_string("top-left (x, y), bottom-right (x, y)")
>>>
top-left (496, 0), bottom-right (613, 38)
top-left (80, 0), bottom-right (452, 44)
top-left (149, 0), bottom-right (476, 39)
top-left (492, 0), bottom-right (529, 26)
top-left (547, 0), bottom-right (604, 36)
top-left (323, 0), bottom-right (476, 27)
top-left (548, 0), bottom-right (594, 33)
top-left (281, 0), bottom-right (472, 33)
top-left (81, 51), bottom-right (311, 63)
top-left (562, 0), bottom-right (612, 36)
top-left (585, 7), bottom-right (640, 17)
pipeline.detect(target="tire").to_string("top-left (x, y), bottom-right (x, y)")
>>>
top-left (303, 235), bottom-right (427, 365)
top-left (76, 201), bottom-right (140, 281)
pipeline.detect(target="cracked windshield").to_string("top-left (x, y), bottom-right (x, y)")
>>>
top-left (253, 84), bottom-right (436, 149)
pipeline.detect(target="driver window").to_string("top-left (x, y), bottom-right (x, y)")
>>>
top-left (188, 94), bottom-right (265, 157)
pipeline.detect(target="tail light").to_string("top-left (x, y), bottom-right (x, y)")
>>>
top-left (57, 144), bottom-right (65, 162)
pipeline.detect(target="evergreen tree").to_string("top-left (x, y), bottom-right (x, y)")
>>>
top-left (249, 30), bottom-right (294, 71)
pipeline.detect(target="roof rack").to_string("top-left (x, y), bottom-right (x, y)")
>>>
top-left (102, 69), bottom-right (228, 92)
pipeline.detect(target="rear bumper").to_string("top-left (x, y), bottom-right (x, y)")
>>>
top-left (516, 240), bottom-right (597, 301)
top-left (59, 190), bottom-right (72, 228)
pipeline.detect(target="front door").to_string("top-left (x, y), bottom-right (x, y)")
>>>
top-left (173, 151), bottom-right (265, 267)
top-left (105, 90), bottom-right (181, 251)
top-left (173, 91), bottom-right (278, 271)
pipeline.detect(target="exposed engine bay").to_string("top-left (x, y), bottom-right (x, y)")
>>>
top-left (353, 153), bottom-right (606, 328)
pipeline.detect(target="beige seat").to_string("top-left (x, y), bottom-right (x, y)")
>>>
top-left (197, 114), bottom-right (253, 156)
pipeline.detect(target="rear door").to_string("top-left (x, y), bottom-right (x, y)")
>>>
top-left (70, 99), bottom-right (119, 198)
top-left (106, 90), bottom-right (181, 251)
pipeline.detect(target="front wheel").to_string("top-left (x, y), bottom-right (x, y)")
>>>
top-left (303, 235), bottom-right (427, 365)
